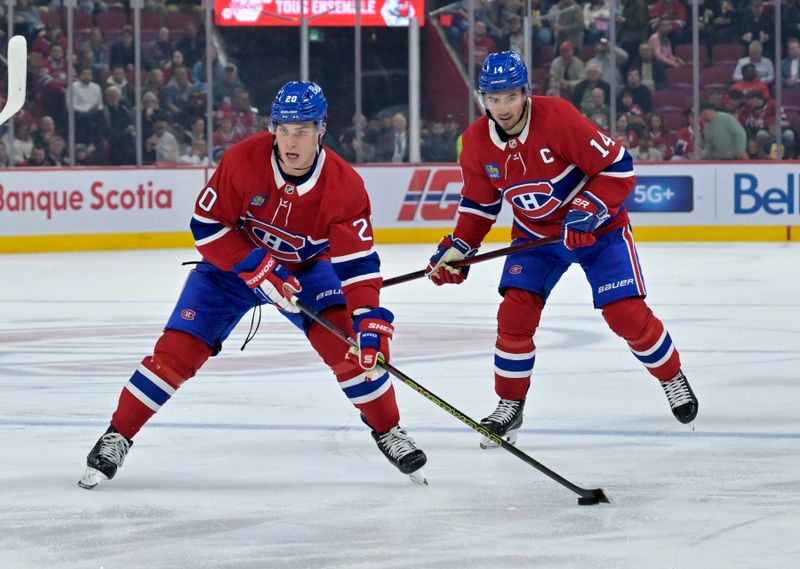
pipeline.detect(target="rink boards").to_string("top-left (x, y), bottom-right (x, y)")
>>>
top-left (0, 162), bottom-right (798, 253)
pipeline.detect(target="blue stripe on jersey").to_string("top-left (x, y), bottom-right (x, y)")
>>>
top-left (342, 372), bottom-right (390, 399)
top-left (494, 354), bottom-right (535, 373)
top-left (603, 151), bottom-right (634, 173)
top-left (633, 333), bottom-right (673, 365)
top-left (190, 216), bottom-right (226, 241)
top-left (129, 370), bottom-right (172, 407)
top-left (332, 251), bottom-right (381, 283)
top-left (404, 194), bottom-right (422, 203)
top-left (460, 196), bottom-right (503, 217)
top-left (552, 166), bottom-right (587, 196)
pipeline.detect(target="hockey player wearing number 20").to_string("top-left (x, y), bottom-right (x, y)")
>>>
top-left (78, 81), bottom-right (427, 489)
top-left (425, 51), bottom-right (698, 449)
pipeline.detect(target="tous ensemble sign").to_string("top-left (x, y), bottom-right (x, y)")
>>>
top-left (215, 0), bottom-right (424, 27)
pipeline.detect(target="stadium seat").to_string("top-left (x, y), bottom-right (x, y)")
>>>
top-left (40, 9), bottom-right (63, 29)
top-left (579, 45), bottom-right (596, 62)
top-left (140, 12), bottom-right (163, 30)
top-left (653, 87), bottom-right (692, 110)
top-left (73, 11), bottom-right (93, 31)
top-left (675, 44), bottom-right (708, 66)
top-left (530, 67), bottom-right (550, 92)
top-left (660, 108), bottom-right (689, 131)
top-left (665, 66), bottom-right (694, 88)
top-left (785, 108), bottom-right (800, 128)
top-left (781, 88), bottom-right (800, 110)
top-left (96, 11), bottom-right (129, 29)
top-left (166, 12), bottom-right (198, 32)
top-left (712, 43), bottom-right (745, 64)
top-left (538, 46), bottom-right (555, 65)
top-left (702, 65), bottom-right (735, 87)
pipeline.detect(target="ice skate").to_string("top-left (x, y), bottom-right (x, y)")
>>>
top-left (479, 398), bottom-right (525, 449)
top-left (661, 370), bottom-right (698, 424)
top-left (77, 426), bottom-right (133, 489)
top-left (362, 415), bottom-right (428, 485)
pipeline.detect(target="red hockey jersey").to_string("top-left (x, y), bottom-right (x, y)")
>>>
top-left (454, 96), bottom-right (635, 246)
top-left (190, 133), bottom-right (381, 313)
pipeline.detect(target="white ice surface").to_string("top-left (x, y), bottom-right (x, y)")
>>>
top-left (0, 243), bottom-right (798, 569)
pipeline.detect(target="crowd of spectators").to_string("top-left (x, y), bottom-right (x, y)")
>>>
top-left (0, 0), bottom-right (461, 167)
top-left (441, 0), bottom-right (800, 161)
top-left (4, 1), bottom-right (800, 166)
top-left (0, 0), bottom-right (256, 167)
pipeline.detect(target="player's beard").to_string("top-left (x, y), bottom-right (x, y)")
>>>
top-left (488, 99), bottom-right (528, 136)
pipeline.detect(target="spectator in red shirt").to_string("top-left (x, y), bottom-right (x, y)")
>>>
top-left (212, 112), bottom-right (247, 153)
top-left (31, 24), bottom-right (68, 59)
top-left (731, 63), bottom-right (771, 101)
top-left (38, 44), bottom-right (68, 123)
top-left (620, 90), bottom-right (646, 128)
top-left (649, 0), bottom-right (688, 43)
top-left (736, 90), bottom-right (782, 138)
top-left (647, 112), bottom-right (674, 160)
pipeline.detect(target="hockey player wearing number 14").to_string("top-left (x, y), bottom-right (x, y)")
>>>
top-left (425, 51), bottom-right (698, 449)
top-left (78, 81), bottom-right (427, 489)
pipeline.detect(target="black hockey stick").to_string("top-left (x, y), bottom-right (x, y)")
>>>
top-left (382, 236), bottom-right (561, 288)
top-left (295, 299), bottom-right (609, 506)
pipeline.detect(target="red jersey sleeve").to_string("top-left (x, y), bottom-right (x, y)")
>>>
top-left (325, 167), bottom-right (382, 314)
top-left (190, 148), bottom-right (257, 272)
top-left (543, 97), bottom-right (635, 214)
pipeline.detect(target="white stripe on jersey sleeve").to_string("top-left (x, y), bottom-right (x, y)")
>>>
top-left (340, 272), bottom-right (381, 287)
top-left (195, 226), bottom-right (231, 246)
top-left (457, 205), bottom-right (497, 220)
top-left (331, 248), bottom-right (375, 263)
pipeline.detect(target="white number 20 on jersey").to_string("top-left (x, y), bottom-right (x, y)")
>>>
top-left (589, 130), bottom-right (616, 158)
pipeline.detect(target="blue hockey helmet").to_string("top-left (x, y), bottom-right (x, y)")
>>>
top-left (478, 51), bottom-right (529, 94)
top-left (270, 81), bottom-right (328, 128)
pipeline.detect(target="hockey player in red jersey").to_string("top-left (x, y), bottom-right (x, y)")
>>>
top-left (79, 81), bottom-right (427, 488)
top-left (425, 51), bottom-right (698, 448)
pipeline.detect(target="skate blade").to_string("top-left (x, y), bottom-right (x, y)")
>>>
top-left (479, 429), bottom-right (518, 449)
top-left (77, 467), bottom-right (108, 490)
top-left (408, 468), bottom-right (428, 486)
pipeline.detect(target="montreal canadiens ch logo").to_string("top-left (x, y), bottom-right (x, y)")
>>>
top-left (505, 180), bottom-right (562, 220)
top-left (509, 265), bottom-right (523, 274)
top-left (181, 309), bottom-right (196, 320)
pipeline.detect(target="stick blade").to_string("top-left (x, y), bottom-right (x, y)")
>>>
top-left (0, 35), bottom-right (28, 125)
top-left (577, 488), bottom-right (611, 506)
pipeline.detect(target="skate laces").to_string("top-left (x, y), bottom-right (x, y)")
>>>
top-left (98, 433), bottom-right (131, 466)
top-left (662, 375), bottom-right (692, 408)
top-left (485, 399), bottom-right (521, 425)
top-left (378, 427), bottom-right (417, 459)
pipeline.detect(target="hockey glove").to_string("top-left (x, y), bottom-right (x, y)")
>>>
top-left (234, 248), bottom-right (302, 313)
top-left (349, 307), bottom-right (395, 370)
top-left (561, 195), bottom-right (603, 250)
top-left (425, 234), bottom-right (478, 286)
